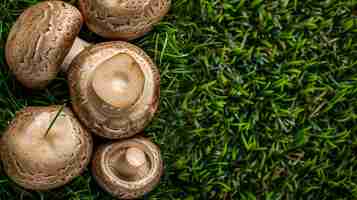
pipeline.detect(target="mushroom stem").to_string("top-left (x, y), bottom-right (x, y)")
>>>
top-left (88, 53), bottom-right (145, 117)
top-left (116, 147), bottom-right (149, 179)
top-left (61, 37), bottom-right (91, 72)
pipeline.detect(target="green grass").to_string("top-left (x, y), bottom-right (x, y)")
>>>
top-left (1, 0), bottom-right (357, 199)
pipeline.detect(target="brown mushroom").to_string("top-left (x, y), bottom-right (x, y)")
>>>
top-left (92, 137), bottom-right (163, 199)
top-left (78, 0), bottom-right (171, 40)
top-left (68, 41), bottom-right (160, 139)
top-left (0, 106), bottom-right (93, 190)
top-left (5, 1), bottom-right (91, 89)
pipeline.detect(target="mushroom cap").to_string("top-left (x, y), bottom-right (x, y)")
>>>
top-left (5, 1), bottom-right (83, 89)
top-left (78, 0), bottom-right (171, 40)
top-left (0, 106), bottom-right (93, 190)
top-left (92, 137), bottom-right (163, 199)
top-left (68, 41), bottom-right (160, 139)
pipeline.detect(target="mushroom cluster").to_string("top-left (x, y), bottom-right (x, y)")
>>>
top-left (3, 0), bottom-right (170, 199)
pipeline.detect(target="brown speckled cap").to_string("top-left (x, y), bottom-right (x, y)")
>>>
top-left (68, 41), bottom-right (160, 139)
top-left (5, 1), bottom-right (83, 89)
top-left (92, 137), bottom-right (163, 199)
top-left (0, 106), bottom-right (93, 190)
top-left (78, 0), bottom-right (171, 40)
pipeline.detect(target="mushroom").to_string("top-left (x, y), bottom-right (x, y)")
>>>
top-left (5, 1), bottom-right (91, 89)
top-left (0, 106), bottom-right (93, 190)
top-left (92, 137), bottom-right (163, 199)
top-left (78, 0), bottom-right (171, 40)
top-left (68, 41), bottom-right (160, 139)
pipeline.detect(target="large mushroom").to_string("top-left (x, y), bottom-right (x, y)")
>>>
top-left (68, 41), bottom-right (160, 139)
top-left (5, 1), bottom-right (91, 89)
top-left (92, 137), bottom-right (163, 199)
top-left (0, 106), bottom-right (93, 190)
top-left (78, 0), bottom-right (171, 40)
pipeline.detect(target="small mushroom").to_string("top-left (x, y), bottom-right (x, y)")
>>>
top-left (78, 0), bottom-right (171, 40)
top-left (5, 1), bottom-right (91, 89)
top-left (0, 106), bottom-right (93, 190)
top-left (68, 41), bottom-right (160, 139)
top-left (92, 137), bottom-right (163, 199)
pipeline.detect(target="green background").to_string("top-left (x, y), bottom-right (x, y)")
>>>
top-left (0, 0), bottom-right (356, 199)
